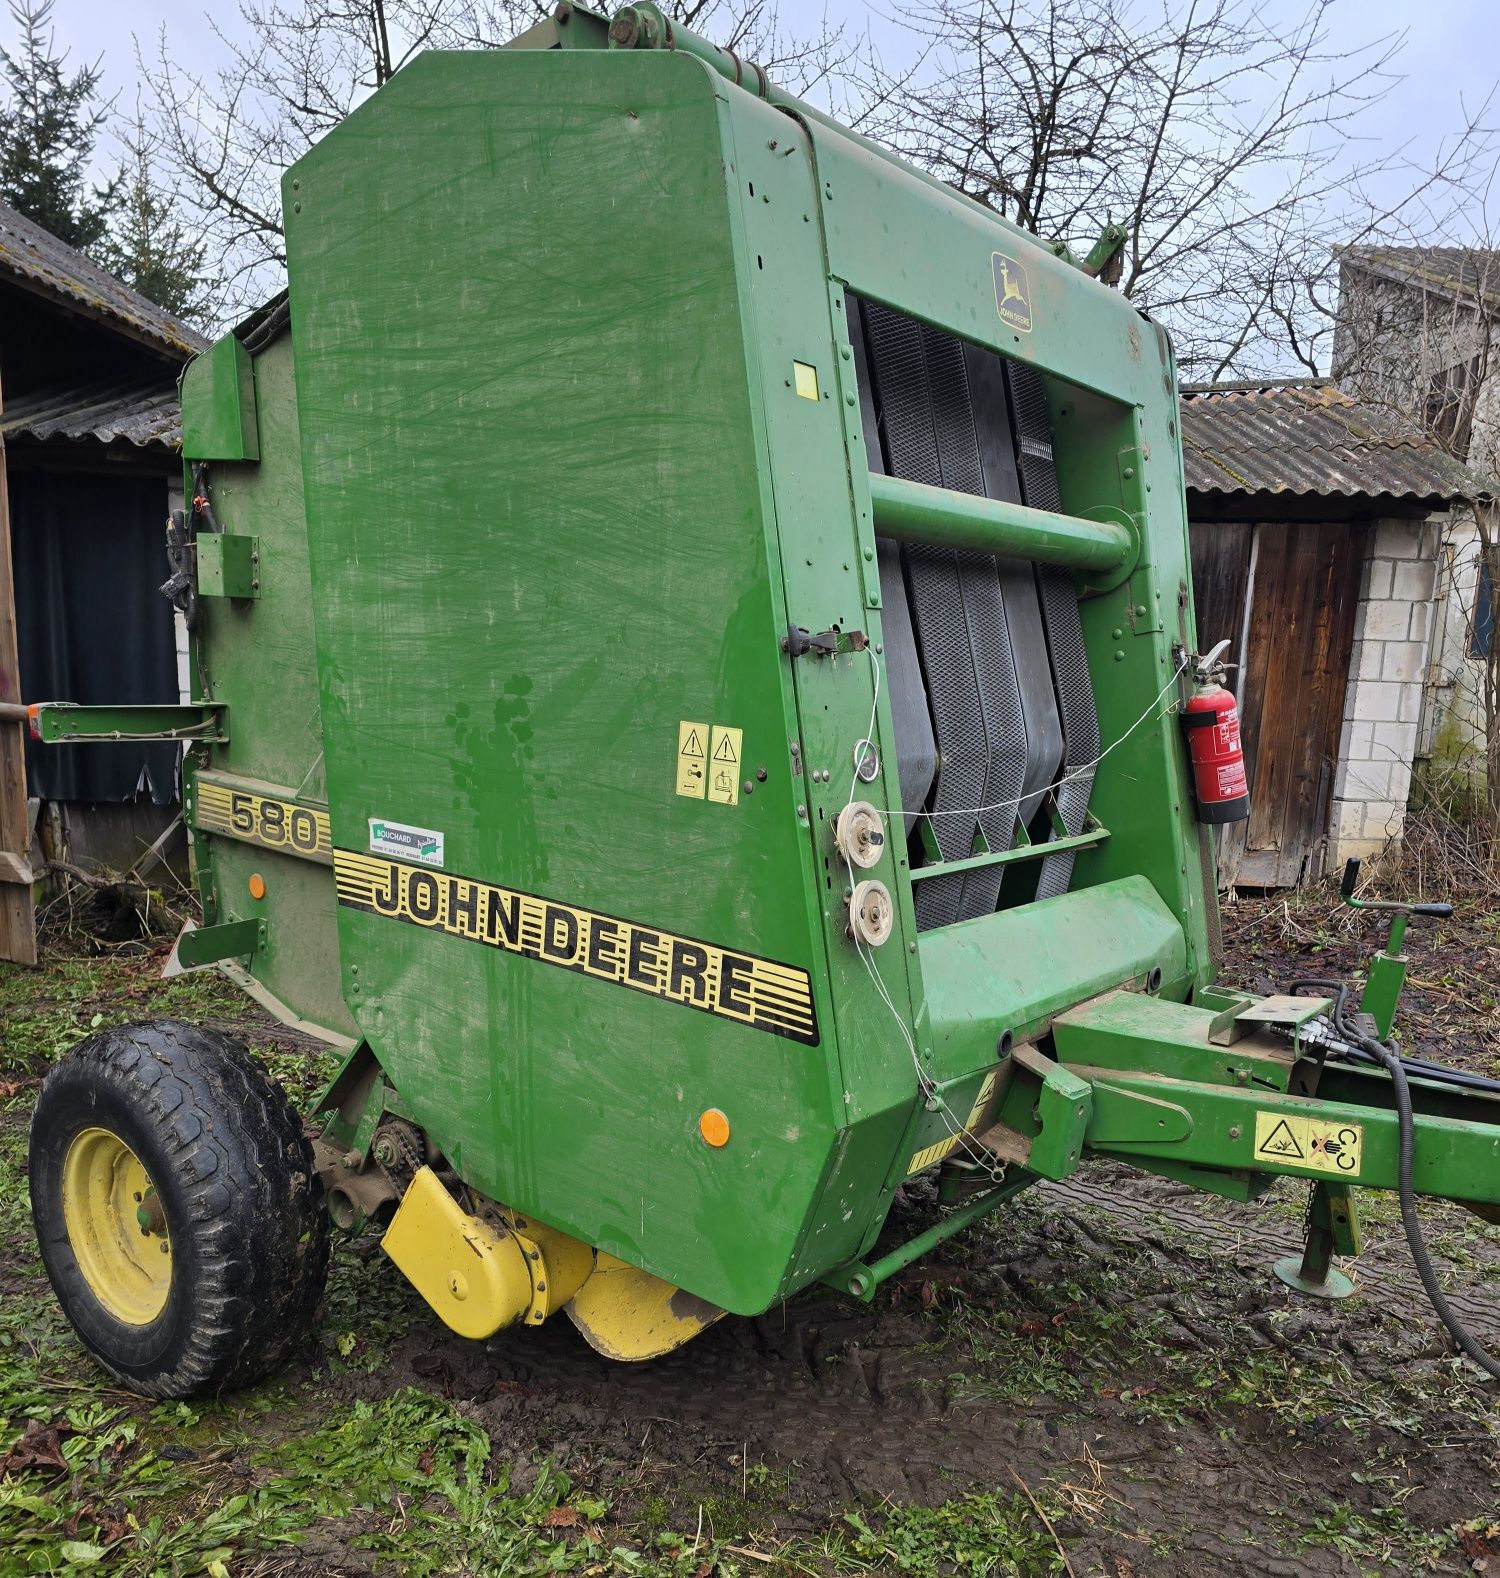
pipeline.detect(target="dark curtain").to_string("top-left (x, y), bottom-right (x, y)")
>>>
top-left (11, 469), bottom-right (179, 803)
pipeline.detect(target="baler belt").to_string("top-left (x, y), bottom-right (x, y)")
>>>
top-left (964, 343), bottom-right (1063, 869)
top-left (859, 301), bottom-right (981, 929)
top-left (848, 298), bottom-right (1100, 926)
top-left (1005, 363), bottom-right (1101, 900)
top-left (847, 300), bottom-right (936, 836)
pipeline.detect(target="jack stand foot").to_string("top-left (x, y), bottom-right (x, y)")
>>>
top-left (1273, 1179), bottom-right (1362, 1301)
top-left (1272, 1255), bottom-right (1356, 1301)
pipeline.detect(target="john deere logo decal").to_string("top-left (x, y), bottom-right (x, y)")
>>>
top-left (332, 849), bottom-right (820, 1046)
top-left (992, 251), bottom-right (1033, 333)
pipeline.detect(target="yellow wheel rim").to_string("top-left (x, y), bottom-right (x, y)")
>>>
top-left (61, 1127), bottom-right (172, 1325)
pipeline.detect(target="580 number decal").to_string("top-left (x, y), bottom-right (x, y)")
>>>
top-left (194, 777), bottom-right (331, 864)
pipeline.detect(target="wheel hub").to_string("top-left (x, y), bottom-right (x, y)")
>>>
top-left (61, 1127), bottom-right (171, 1325)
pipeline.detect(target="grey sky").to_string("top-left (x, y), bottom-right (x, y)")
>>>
top-left (30, 0), bottom-right (1500, 256)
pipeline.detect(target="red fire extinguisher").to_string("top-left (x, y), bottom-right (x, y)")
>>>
top-left (1180, 639), bottom-right (1250, 824)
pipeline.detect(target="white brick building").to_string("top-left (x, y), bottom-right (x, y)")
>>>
top-left (1181, 383), bottom-right (1489, 885)
top-left (1334, 246), bottom-right (1499, 812)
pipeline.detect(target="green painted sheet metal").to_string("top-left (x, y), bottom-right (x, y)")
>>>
top-left (196, 534), bottom-right (260, 599)
top-left (180, 335), bottom-right (259, 462)
top-left (1073, 1070), bottom-right (1500, 1203)
top-left (269, 42), bottom-right (1224, 1313)
top-left (919, 877), bottom-right (1188, 1078)
top-left (284, 52), bottom-right (850, 1314)
top-left (181, 331), bottom-right (354, 1039)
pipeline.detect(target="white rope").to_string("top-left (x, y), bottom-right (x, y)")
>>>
top-left (889, 652), bottom-right (1190, 822)
top-left (833, 643), bottom-right (1188, 1177)
top-left (838, 646), bottom-right (1016, 1177)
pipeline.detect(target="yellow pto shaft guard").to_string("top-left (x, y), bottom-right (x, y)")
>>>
top-left (380, 1166), bottom-right (591, 1340)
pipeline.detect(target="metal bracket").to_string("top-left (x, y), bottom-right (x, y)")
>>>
top-left (1209, 993), bottom-right (1330, 1047)
top-left (1086, 1081), bottom-right (1193, 1147)
top-left (29, 703), bottom-right (228, 745)
top-left (1002, 1045), bottom-right (1094, 1180)
top-left (175, 917), bottom-right (264, 968)
top-left (196, 533), bottom-right (261, 599)
top-left (783, 624), bottom-right (867, 659)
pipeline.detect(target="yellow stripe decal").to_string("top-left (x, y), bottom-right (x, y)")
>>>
top-left (332, 849), bottom-right (820, 1047)
top-left (194, 779), bottom-right (332, 864)
top-left (908, 1069), bottom-right (999, 1176)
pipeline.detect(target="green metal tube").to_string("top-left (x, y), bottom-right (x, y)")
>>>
top-left (908, 823), bottom-right (1109, 883)
top-left (831, 1171), bottom-right (1038, 1302)
top-left (30, 703), bottom-right (227, 745)
top-left (869, 472), bottom-right (1134, 573)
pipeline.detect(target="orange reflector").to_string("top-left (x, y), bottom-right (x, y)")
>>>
top-left (698, 1108), bottom-right (730, 1148)
top-left (248, 873), bottom-right (267, 900)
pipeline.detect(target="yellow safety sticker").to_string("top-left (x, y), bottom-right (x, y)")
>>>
top-left (333, 849), bottom-right (820, 1046)
top-left (707, 725), bottom-right (743, 806)
top-left (793, 361), bottom-right (820, 401)
top-left (675, 721), bottom-right (708, 799)
top-left (194, 777), bottom-right (331, 864)
top-left (1253, 1112), bottom-right (1364, 1178)
top-left (908, 1069), bottom-right (999, 1175)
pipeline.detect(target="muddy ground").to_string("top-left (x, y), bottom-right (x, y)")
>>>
top-left (1, 883), bottom-right (1497, 1576)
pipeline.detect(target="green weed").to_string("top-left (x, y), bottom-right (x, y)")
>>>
top-left (832, 1490), bottom-right (1066, 1575)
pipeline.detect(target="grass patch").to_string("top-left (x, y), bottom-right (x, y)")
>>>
top-left (0, 952), bottom-right (248, 1083)
top-left (809, 1491), bottom-right (1067, 1575)
top-left (2, 1386), bottom-right (627, 1576)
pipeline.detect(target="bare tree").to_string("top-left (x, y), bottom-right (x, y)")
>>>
top-left (141, 0), bottom-right (865, 324)
top-left (857, 0), bottom-right (1441, 380)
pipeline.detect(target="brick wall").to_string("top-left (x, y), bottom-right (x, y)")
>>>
top-left (1326, 516), bottom-right (1441, 869)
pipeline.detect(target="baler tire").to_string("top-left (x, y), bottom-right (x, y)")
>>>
top-left (29, 1019), bottom-right (329, 1399)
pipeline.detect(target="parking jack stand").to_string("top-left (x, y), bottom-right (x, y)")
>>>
top-left (1274, 1180), bottom-right (1360, 1300)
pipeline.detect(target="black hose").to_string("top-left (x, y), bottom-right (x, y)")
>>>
top-left (1288, 977), bottom-right (1500, 1098)
top-left (1335, 1012), bottom-right (1500, 1382)
top-left (1359, 1036), bottom-right (1499, 1380)
top-left (1334, 1047), bottom-right (1500, 1095)
top-left (1288, 977), bottom-right (1498, 1375)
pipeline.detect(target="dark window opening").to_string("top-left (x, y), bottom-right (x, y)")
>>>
top-left (1474, 558), bottom-right (1494, 659)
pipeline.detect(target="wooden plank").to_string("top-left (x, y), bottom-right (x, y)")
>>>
top-left (0, 365), bottom-right (38, 964)
top-left (1188, 520), bottom-right (1253, 654)
top-left (1235, 523), bottom-right (1365, 887)
top-left (0, 849), bottom-right (32, 883)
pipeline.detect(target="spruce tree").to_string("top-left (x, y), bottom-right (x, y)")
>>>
top-left (0, 0), bottom-right (115, 251)
top-left (101, 117), bottom-right (213, 323)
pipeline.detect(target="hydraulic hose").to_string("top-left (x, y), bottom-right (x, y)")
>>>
top-left (1285, 976), bottom-right (1499, 1378)
top-left (1353, 1028), bottom-right (1500, 1382)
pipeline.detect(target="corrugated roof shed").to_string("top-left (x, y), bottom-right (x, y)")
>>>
top-left (1179, 382), bottom-right (1493, 506)
top-left (1, 381), bottom-right (182, 450)
top-left (0, 203), bottom-right (208, 360)
top-left (1339, 245), bottom-right (1500, 309)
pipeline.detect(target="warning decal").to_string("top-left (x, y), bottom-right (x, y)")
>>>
top-left (708, 725), bottom-right (743, 806)
top-left (676, 721), bottom-right (708, 799)
top-left (1253, 1111), bottom-right (1364, 1178)
top-left (333, 848), bottom-right (819, 1046)
top-left (908, 1068), bottom-right (999, 1176)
